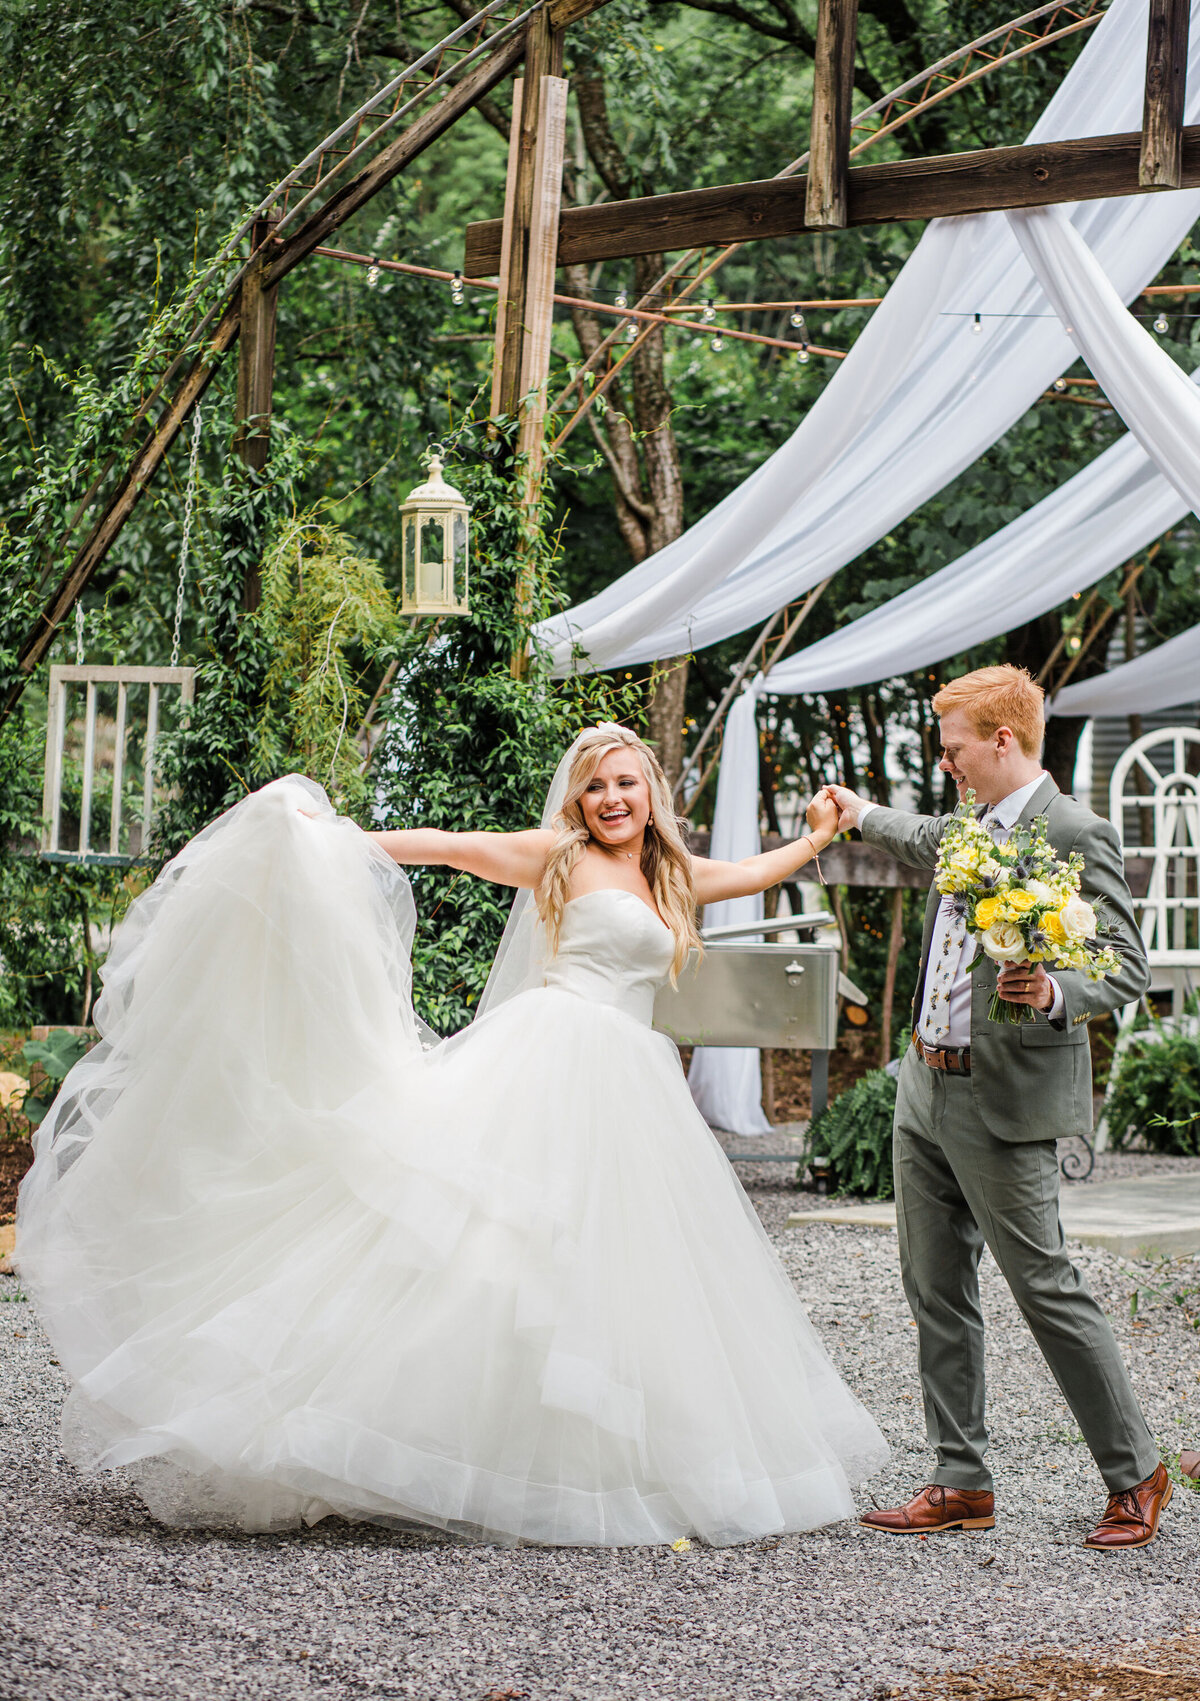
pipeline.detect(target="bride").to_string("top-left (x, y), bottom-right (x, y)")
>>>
top-left (17, 722), bottom-right (887, 1547)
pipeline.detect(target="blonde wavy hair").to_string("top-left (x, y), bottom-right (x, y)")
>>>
top-left (537, 725), bottom-right (702, 983)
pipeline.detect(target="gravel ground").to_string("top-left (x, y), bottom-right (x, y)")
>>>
top-left (2, 1157), bottom-right (1198, 1701)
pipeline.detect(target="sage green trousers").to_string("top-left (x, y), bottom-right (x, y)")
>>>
top-left (893, 1046), bottom-right (1159, 1495)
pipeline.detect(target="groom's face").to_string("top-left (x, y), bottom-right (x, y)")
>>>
top-left (937, 708), bottom-right (1008, 806)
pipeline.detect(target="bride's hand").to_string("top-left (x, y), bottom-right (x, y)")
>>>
top-left (805, 792), bottom-right (838, 842)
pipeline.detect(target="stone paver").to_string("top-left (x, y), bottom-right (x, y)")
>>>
top-left (787, 1173), bottom-right (1200, 1258)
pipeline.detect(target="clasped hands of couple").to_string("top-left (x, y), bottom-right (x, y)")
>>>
top-left (806, 779), bottom-right (1056, 1015)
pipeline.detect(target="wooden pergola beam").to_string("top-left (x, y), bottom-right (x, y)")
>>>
top-left (1140, 0), bottom-right (1190, 188)
top-left (465, 125), bottom-right (1200, 272)
top-left (806, 0), bottom-right (858, 230)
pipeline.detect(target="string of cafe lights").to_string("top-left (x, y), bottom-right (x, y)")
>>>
top-left (316, 244), bottom-right (1200, 374)
top-left (313, 244), bottom-right (855, 361)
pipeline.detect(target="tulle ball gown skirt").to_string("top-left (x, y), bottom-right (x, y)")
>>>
top-left (17, 778), bottom-right (887, 1546)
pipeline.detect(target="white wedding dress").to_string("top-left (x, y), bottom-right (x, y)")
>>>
top-left (17, 776), bottom-right (887, 1546)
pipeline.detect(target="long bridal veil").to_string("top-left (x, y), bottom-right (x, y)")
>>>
top-left (474, 721), bottom-right (601, 1017)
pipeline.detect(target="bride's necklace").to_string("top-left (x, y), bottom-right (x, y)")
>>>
top-left (593, 836), bottom-right (638, 861)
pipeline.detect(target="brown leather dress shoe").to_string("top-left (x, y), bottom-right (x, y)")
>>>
top-left (1180, 1450), bottom-right (1200, 1481)
top-left (861, 1484), bottom-right (995, 1535)
top-left (1084, 1463), bottom-right (1172, 1550)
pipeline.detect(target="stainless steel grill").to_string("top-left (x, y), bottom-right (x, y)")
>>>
top-left (653, 916), bottom-right (860, 1142)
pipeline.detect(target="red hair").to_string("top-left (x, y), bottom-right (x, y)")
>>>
top-left (932, 665), bottom-right (1044, 758)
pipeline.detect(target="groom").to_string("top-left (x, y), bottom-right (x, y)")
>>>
top-left (824, 665), bottom-right (1175, 1550)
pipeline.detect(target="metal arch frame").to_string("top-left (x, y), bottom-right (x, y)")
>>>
top-left (547, 0), bottom-right (1111, 449)
top-left (2, 0), bottom-right (587, 721)
top-left (47, 0), bottom-right (546, 569)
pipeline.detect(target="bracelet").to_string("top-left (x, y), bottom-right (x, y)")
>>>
top-left (802, 835), bottom-right (828, 886)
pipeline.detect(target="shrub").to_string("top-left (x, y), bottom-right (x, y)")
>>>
top-left (806, 1067), bottom-right (898, 1198)
top-left (1105, 1024), bottom-right (1200, 1155)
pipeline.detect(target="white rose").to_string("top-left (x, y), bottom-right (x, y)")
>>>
top-left (1025, 878), bottom-right (1057, 906)
top-left (1060, 893), bottom-right (1097, 942)
top-left (981, 920), bottom-right (1028, 963)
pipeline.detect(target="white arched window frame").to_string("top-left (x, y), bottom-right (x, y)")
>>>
top-left (1095, 727), bottom-right (1200, 1153)
top-left (1108, 727), bottom-right (1200, 972)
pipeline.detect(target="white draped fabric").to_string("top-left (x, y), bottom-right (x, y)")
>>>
top-left (1053, 620), bottom-right (1200, 718)
top-left (693, 204), bottom-right (1200, 1133)
top-left (757, 223), bottom-right (1200, 701)
top-left (537, 0), bottom-right (1200, 675)
top-left (687, 687), bottom-right (771, 1134)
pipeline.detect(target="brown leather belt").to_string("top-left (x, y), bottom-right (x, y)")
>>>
top-left (912, 1031), bottom-right (972, 1074)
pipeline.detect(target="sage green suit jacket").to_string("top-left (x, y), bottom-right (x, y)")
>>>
top-left (860, 777), bottom-right (1150, 1143)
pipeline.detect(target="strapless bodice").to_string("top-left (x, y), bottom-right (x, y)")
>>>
top-left (541, 890), bottom-right (675, 1026)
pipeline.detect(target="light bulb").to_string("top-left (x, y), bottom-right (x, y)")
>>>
top-left (710, 332), bottom-right (724, 352)
top-left (972, 312), bottom-right (982, 334)
top-left (702, 297), bottom-right (716, 324)
top-left (1053, 376), bottom-right (1068, 392)
top-left (624, 320), bottom-right (638, 343)
top-left (614, 287), bottom-right (628, 310)
top-left (1154, 313), bottom-right (1170, 334)
top-left (450, 269), bottom-right (464, 304)
top-left (367, 263), bottom-right (380, 289)
top-left (789, 308), bottom-right (805, 329)
top-left (798, 341), bottom-right (810, 363)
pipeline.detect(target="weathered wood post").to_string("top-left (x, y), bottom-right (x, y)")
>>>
top-left (805, 0), bottom-right (859, 230)
top-left (489, 13), bottom-right (568, 675)
top-left (1140, 0), bottom-right (1190, 188)
top-left (235, 217), bottom-right (281, 612)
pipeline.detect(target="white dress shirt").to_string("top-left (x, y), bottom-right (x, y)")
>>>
top-left (858, 773), bottom-right (1064, 1046)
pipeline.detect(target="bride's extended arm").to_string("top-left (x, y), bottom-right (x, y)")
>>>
top-left (689, 793), bottom-right (838, 906)
top-left (368, 826), bottom-right (555, 889)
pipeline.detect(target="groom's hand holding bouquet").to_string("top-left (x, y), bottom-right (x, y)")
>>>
top-left (933, 791), bottom-right (1121, 1025)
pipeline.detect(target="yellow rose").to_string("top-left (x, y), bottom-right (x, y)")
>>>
top-left (1001, 889), bottom-right (1037, 918)
top-left (1042, 911), bottom-right (1068, 946)
top-left (974, 895), bottom-right (1002, 930)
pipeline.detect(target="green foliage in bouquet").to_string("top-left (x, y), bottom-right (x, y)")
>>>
top-left (1105, 1024), bottom-right (1200, 1155)
top-left (806, 1068), bottom-right (899, 1199)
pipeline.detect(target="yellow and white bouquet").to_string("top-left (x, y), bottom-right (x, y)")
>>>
top-left (935, 791), bottom-right (1121, 1024)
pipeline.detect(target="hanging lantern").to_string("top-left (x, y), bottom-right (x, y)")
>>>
top-left (399, 448), bottom-right (470, 616)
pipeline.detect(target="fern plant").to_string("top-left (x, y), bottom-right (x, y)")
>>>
top-left (255, 509), bottom-right (397, 815)
top-left (805, 1068), bottom-right (899, 1198)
